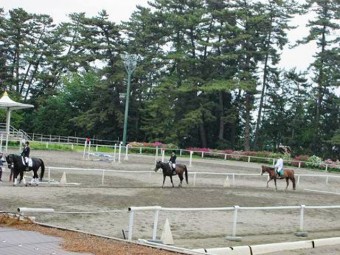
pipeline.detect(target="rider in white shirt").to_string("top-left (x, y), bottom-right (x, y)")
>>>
top-left (274, 157), bottom-right (284, 177)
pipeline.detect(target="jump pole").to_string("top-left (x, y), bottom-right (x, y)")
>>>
top-left (124, 144), bottom-right (129, 160)
top-left (118, 143), bottom-right (122, 163)
top-left (161, 149), bottom-right (165, 162)
top-left (112, 144), bottom-right (117, 163)
top-left (83, 139), bottom-right (91, 159)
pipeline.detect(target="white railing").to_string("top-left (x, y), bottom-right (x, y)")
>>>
top-left (127, 205), bottom-right (340, 241)
top-left (44, 166), bottom-right (340, 187)
top-left (128, 146), bottom-right (340, 172)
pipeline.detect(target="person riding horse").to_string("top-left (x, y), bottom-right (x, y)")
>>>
top-left (274, 157), bottom-right (284, 178)
top-left (169, 151), bottom-right (177, 175)
top-left (21, 141), bottom-right (31, 170)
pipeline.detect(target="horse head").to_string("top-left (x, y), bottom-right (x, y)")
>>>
top-left (260, 165), bottom-right (266, 175)
top-left (5, 154), bottom-right (15, 169)
top-left (154, 161), bottom-right (162, 172)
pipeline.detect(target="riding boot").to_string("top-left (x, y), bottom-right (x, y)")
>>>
top-left (172, 168), bottom-right (176, 175)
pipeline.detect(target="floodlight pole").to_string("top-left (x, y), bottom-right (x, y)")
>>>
top-left (121, 54), bottom-right (138, 146)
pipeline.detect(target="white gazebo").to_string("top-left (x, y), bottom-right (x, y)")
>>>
top-left (0, 91), bottom-right (34, 152)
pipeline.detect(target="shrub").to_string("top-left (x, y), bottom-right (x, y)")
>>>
top-left (306, 155), bottom-right (323, 168)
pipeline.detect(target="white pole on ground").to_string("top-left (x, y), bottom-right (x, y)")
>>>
top-left (152, 208), bottom-right (160, 240)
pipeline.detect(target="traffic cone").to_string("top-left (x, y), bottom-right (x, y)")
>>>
top-left (161, 218), bottom-right (174, 245)
top-left (223, 176), bottom-right (230, 187)
top-left (60, 172), bottom-right (67, 185)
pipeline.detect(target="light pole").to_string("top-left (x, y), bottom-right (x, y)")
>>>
top-left (121, 53), bottom-right (138, 146)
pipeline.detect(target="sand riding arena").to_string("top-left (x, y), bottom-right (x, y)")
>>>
top-left (0, 149), bottom-right (340, 253)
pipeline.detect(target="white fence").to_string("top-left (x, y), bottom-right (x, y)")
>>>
top-left (44, 166), bottom-right (340, 187)
top-left (127, 205), bottom-right (340, 241)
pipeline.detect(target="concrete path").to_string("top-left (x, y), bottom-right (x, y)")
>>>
top-left (0, 226), bottom-right (92, 255)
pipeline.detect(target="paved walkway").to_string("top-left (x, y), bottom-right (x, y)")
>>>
top-left (0, 226), bottom-right (92, 255)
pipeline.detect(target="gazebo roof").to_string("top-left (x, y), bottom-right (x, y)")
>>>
top-left (0, 91), bottom-right (34, 110)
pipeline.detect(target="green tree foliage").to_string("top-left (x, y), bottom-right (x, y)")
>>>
top-left (0, 1), bottom-right (338, 159)
top-left (298, 0), bottom-right (339, 154)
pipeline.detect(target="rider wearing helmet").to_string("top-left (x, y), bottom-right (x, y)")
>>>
top-left (169, 151), bottom-right (177, 175)
top-left (21, 141), bottom-right (30, 170)
top-left (274, 157), bottom-right (284, 177)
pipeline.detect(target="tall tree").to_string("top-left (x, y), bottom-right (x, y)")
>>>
top-left (298, 0), bottom-right (339, 154)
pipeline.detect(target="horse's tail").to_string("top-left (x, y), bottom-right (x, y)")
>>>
top-left (39, 159), bottom-right (45, 181)
top-left (291, 170), bottom-right (296, 190)
top-left (185, 166), bottom-right (188, 184)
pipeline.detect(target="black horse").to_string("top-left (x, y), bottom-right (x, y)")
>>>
top-left (154, 161), bottom-right (188, 188)
top-left (6, 154), bottom-right (45, 186)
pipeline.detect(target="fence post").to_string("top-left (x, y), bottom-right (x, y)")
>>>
top-left (226, 205), bottom-right (242, 241)
top-left (161, 149), bottom-right (165, 162)
top-left (128, 209), bottom-right (134, 241)
top-left (189, 151), bottom-right (193, 167)
top-left (101, 170), bottom-right (105, 185)
top-left (118, 143), bottom-right (122, 163)
top-left (155, 146), bottom-right (159, 162)
top-left (112, 144), bottom-right (117, 163)
top-left (124, 144), bottom-right (129, 160)
top-left (193, 173), bottom-right (197, 187)
top-left (295, 204), bottom-right (308, 237)
top-left (48, 167), bottom-right (51, 185)
top-left (248, 156), bottom-right (251, 163)
top-left (152, 208), bottom-right (160, 240)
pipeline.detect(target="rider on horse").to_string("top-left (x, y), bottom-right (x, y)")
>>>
top-left (21, 141), bottom-right (31, 170)
top-left (274, 157), bottom-right (284, 177)
top-left (169, 151), bottom-right (177, 175)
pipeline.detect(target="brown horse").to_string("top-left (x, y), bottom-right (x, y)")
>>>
top-left (261, 165), bottom-right (296, 191)
top-left (154, 161), bottom-right (188, 188)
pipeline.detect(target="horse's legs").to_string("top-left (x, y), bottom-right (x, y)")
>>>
top-left (274, 178), bottom-right (277, 191)
top-left (285, 178), bottom-right (289, 190)
top-left (9, 168), bottom-right (13, 182)
top-left (162, 175), bottom-right (166, 188)
top-left (170, 176), bottom-right (174, 188)
top-left (266, 177), bottom-right (272, 188)
top-left (13, 171), bottom-right (20, 186)
top-left (178, 174), bottom-right (183, 187)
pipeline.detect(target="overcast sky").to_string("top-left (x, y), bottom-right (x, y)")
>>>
top-left (1, 0), bottom-right (317, 72)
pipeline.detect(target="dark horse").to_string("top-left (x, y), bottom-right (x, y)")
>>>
top-left (6, 154), bottom-right (45, 186)
top-left (154, 161), bottom-right (189, 188)
top-left (261, 165), bottom-right (296, 191)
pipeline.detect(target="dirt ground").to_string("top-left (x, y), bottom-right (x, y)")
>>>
top-left (0, 149), bottom-right (340, 254)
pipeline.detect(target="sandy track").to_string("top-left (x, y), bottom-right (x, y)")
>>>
top-left (1, 149), bottom-right (339, 254)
